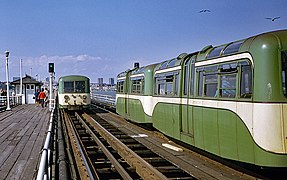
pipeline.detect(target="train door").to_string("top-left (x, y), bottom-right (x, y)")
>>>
top-left (180, 57), bottom-right (195, 140)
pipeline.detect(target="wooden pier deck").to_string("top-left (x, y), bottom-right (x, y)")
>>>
top-left (0, 104), bottom-right (50, 180)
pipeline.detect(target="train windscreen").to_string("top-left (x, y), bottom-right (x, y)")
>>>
top-left (64, 81), bottom-right (85, 93)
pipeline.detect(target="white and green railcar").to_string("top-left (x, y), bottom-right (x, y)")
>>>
top-left (58, 75), bottom-right (91, 110)
top-left (116, 30), bottom-right (287, 167)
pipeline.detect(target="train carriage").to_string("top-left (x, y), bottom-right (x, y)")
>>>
top-left (116, 64), bottom-right (157, 123)
top-left (58, 75), bottom-right (91, 110)
top-left (116, 30), bottom-right (287, 167)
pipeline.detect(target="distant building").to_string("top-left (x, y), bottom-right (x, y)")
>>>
top-left (109, 78), bottom-right (114, 85)
top-left (13, 77), bottom-right (20, 81)
top-left (10, 74), bottom-right (42, 104)
top-left (98, 78), bottom-right (104, 86)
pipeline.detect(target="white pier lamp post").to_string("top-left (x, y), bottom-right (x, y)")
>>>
top-left (5, 50), bottom-right (11, 111)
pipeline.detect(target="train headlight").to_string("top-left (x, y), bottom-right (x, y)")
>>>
top-left (83, 95), bottom-right (87, 99)
top-left (64, 95), bottom-right (70, 100)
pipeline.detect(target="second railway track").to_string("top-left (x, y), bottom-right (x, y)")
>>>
top-left (60, 105), bottom-right (259, 179)
top-left (61, 109), bottom-right (195, 179)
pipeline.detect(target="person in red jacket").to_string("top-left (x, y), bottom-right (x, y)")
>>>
top-left (38, 88), bottom-right (46, 108)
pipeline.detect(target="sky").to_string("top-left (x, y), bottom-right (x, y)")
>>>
top-left (0, 0), bottom-right (286, 83)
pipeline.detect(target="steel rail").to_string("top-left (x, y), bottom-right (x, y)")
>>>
top-left (63, 111), bottom-right (95, 180)
top-left (82, 113), bottom-right (169, 180)
top-left (75, 112), bottom-right (133, 180)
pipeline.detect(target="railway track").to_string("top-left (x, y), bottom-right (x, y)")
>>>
top-left (61, 109), bottom-right (195, 179)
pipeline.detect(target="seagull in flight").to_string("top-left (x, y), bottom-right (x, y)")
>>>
top-left (265, 17), bottom-right (280, 21)
top-left (199, 9), bottom-right (211, 13)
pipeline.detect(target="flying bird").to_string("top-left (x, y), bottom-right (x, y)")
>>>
top-left (199, 9), bottom-right (211, 13)
top-left (265, 17), bottom-right (280, 21)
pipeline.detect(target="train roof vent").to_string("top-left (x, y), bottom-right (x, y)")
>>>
top-left (200, 45), bottom-right (213, 53)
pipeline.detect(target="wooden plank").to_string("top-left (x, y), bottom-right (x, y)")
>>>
top-left (0, 145), bottom-right (14, 166)
top-left (6, 160), bottom-right (26, 180)
top-left (0, 135), bottom-right (30, 179)
top-left (0, 104), bottom-right (51, 180)
top-left (20, 107), bottom-right (50, 179)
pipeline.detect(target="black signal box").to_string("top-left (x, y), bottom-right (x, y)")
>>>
top-left (48, 63), bottom-right (54, 73)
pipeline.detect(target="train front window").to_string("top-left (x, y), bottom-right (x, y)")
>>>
top-left (75, 81), bottom-right (85, 93)
top-left (64, 82), bottom-right (74, 93)
top-left (282, 51), bottom-right (287, 97)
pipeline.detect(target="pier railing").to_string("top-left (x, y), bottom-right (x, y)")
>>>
top-left (36, 108), bottom-right (55, 180)
top-left (0, 95), bottom-right (23, 111)
top-left (91, 93), bottom-right (116, 107)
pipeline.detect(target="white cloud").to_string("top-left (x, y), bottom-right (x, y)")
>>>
top-left (0, 53), bottom-right (156, 83)
top-left (0, 54), bottom-right (112, 82)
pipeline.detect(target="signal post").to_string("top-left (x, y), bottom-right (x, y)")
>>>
top-left (48, 63), bottom-right (54, 111)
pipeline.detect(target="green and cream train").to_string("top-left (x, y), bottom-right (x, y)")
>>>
top-left (58, 75), bottom-right (91, 110)
top-left (116, 30), bottom-right (287, 168)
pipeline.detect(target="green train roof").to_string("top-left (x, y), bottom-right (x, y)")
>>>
top-left (117, 29), bottom-right (287, 76)
top-left (58, 75), bottom-right (90, 81)
top-left (154, 53), bottom-right (188, 71)
top-left (196, 29), bottom-right (287, 62)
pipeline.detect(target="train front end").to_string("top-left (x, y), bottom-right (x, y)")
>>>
top-left (58, 75), bottom-right (91, 110)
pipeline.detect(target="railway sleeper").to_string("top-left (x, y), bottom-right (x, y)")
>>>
top-left (125, 143), bottom-right (146, 150)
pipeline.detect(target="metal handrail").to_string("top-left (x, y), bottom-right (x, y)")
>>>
top-left (0, 95), bottom-right (23, 110)
top-left (36, 108), bottom-right (55, 180)
top-left (91, 93), bottom-right (116, 107)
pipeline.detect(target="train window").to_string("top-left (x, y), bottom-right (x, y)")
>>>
top-left (190, 57), bottom-right (196, 96)
top-left (204, 73), bottom-right (218, 97)
top-left (223, 40), bottom-right (244, 55)
top-left (168, 59), bottom-right (177, 67)
top-left (174, 73), bottom-right (179, 95)
top-left (160, 61), bottom-right (169, 69)
top-left (155, 74), bottom-right (165, 95)
top-left (75, 81), bottom-right (85, 93)
top-left (198, 71), bottom-right (204, 96)
top-left (282, 51), bottom-right (287, 96)
top-left (131, 77), bottom-right (144, 94)
top-left (158, 81), bottom-right (165, 95)
top-left (64, 82), bottom-right (74, 93)
top-left (220, 74), bottom-right (236, 98)
top-left (117, 80), bottom-right (124, 93)
top-left (219, 63), bottom-right (237, 98)
top-left (203, 66), bottom-right (218, 97)
top-left (184, 59), bottom-right (191, 95)
top-left (240, 65), bottom-right (252, 98)
top-left (166, 75), bottom-right (173, 95)
top-left (207, 46), bottom-right (225, 59)
top-left (155, 72), bottom-right (178, 96)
